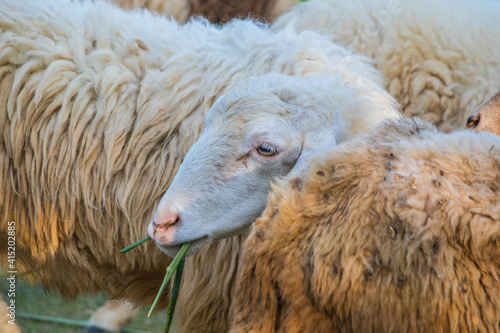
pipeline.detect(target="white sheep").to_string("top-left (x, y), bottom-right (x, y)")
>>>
top-left (273, 0), bottom-right (500, 131)
top-left (231, 118), bottom-right (500, 332)
top-left (0, 0), bottom-right (399, 331)
top-left (149, 73), bottom-right (399, 256)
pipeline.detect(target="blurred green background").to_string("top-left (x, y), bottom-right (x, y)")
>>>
top-left (1, 272), bottom-right (167, 333)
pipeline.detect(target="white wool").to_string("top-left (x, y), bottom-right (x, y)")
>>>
top-left (0, 0), bottom-right (400, 332)
top-left (274, 0), bottom-right (500, 131)
top-left (0, 0), bottom-right (395, 258)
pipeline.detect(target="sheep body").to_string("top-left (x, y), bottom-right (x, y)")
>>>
top-left (232, 118), bottom-right (500, 332)
top-left (186, 0), bottom-right (296, 23)
top-left (0, 0), bottom-right (396, 331)
top-left (274, 0), bottom-right (500, 131)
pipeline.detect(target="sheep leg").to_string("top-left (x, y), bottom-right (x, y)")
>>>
top-left (82, 300), bottom-right (139, 333)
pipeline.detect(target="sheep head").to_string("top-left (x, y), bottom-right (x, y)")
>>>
top-left (149, 73), bottom-right (400, 257)
top-left (466, 91), bottom-right (500, 136)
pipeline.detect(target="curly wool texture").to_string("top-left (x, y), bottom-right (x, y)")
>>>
top-left (109, 0), bottom-right (296, 23)
top-left (274, 0), bottom-right (500, 131)
top-left (232, 118), bottom-right (500, 332)
top-left (0, 0), bottom-right (394, 331)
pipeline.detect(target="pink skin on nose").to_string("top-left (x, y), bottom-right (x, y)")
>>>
top-left (148, 209), bottom-right (180, 244)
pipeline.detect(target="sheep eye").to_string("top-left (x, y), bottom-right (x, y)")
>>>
top-left (256, 144), bottom-right (278, 157)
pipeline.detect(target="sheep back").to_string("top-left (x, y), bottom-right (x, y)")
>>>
top-left (232, 118), bottom-right (500, 332)
top-left (274, 0), bottom-right (500, 132)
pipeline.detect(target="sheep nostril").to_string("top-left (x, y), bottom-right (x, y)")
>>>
top-left (153, 214), bottom-right (180, 233)
top-left (466, 114), bottom-right (480, 129)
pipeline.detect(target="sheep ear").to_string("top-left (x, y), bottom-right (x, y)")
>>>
top-left (289, 130), bottom-right (339, 176)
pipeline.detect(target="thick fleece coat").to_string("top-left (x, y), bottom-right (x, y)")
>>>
top-left (0, 0), bottom-right (396, 331)
top-left (232, 118), bottom-right (500, 332)
top-left (274, 0), bottom-right (500, 131)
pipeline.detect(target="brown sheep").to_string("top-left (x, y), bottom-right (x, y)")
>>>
top-left (232, 118), bottom-right (500, 332)
top-left (187, 0), bottom-right (296, 23)
top-left (467, 91), bottom-right (500, 136)
top-left (109, 0), bottom-right (296, 23)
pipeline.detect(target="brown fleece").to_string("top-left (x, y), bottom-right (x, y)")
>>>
top-left (232, 118), bottom-right (500, 332)
top-left (111, 0), bottom-right (295, 24)
top-left (189, 0), bottom-right (277, 23)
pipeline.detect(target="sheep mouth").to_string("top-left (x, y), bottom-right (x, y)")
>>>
top-left (158, 235), bottom-right (210, 257)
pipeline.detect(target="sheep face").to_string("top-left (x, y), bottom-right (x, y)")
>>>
top-left (150, 110), bottom-right (305, 256)
top-left (149, 74), bottom-right (400, 257)
top-left (466, 91), bottom-right (500, 136)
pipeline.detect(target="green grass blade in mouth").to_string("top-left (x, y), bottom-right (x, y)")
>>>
top-left (165, 255), bottom-right (185, 333)
top-left (148, 242), bottom-right (191, 318)
top-left (120, 236), bottom-right (152, 253)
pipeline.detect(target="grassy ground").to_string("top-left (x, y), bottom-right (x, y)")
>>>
top-left (1, 273), bottom-right (168, 333)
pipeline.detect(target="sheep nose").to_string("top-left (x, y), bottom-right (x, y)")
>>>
top-left (153, 212), bottom-right (180, 233)
top-left (466, 113), bottom-right (480, 129)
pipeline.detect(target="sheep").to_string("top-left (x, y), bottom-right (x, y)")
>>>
top-left (84, 300), bottom-right (139, 333)
top-left (149, 73), bottom-right (400, 257)
top-left (0, 0), bottom-right (400, 331)
top-left (230, 117), bottom-right (500, 332)
top-left (273, 0), bottom-right (500, 132)
top-left (466, 91), bottom-right (500, 136)
top-left (109, 0), bottom-right (296, 23)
